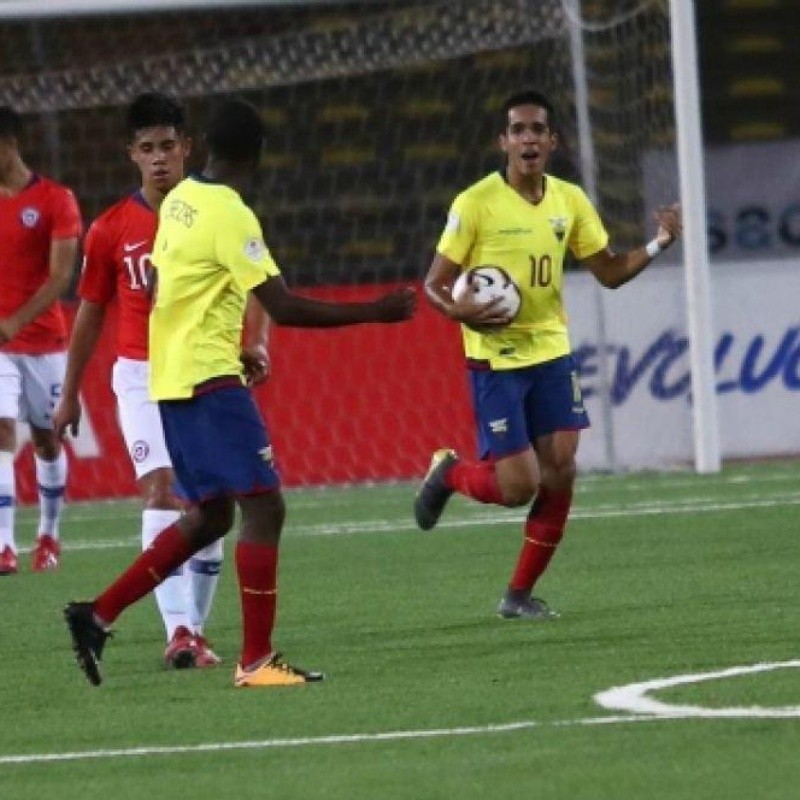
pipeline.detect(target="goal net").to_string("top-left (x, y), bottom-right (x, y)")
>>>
top-left (1, 0), bottom-right (682, 499)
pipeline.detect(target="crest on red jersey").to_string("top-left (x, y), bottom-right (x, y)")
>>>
top-left (20, 207), bottom-right (40, 228)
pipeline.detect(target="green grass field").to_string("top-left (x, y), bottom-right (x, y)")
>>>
top-left (2, 461), bottom-right (800, 799)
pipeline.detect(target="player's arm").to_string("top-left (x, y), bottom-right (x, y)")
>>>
top-left (251, 275), bottom-right (416, 327)
top-left (424, 252), bottom-right (510, 328)
top-left (583, 204), bottom-right (682, 289)
top-left (240, 293), bottom-right (271, 386)
top-left (53, 300), bottom-right (107, 438)
top-left (0, 236), bottom-right (78, 344)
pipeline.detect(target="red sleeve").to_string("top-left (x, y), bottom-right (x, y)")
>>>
top-left (50, 185), bottom-right (83, 240)
top-left (78, 218), bottom-right (117, 305)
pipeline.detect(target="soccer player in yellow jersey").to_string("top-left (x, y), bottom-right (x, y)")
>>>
top-left (414, 90), bottom-right (682, 619)
top-left (65, 97), bottom-right (416, 687)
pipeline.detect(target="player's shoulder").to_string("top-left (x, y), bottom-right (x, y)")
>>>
top-left (545, 173), bottom-right (591, 204)
top-left (31, 174), bottom-right (78, 204)
top-left (456, 171), bottom-right (504, 203)
top-left (89, 193), bottom-right (149, 236)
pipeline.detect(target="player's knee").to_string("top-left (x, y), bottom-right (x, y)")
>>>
top-left (500, 478), bottom-right (538, 507)
top-left (0, 419), bottom-right (15, 451)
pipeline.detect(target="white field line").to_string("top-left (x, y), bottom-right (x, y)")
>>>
top-left (5, 660), bottom-right (800, 767)
top-left (595, 660), bottom-right (800, 719)
top-left (13, 492), bottom-right (800, 554)
top-left (0, 715), bottom-right (663, 766)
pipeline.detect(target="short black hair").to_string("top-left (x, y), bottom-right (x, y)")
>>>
top-left (501, 90), bottom-right (555, 131)
top-left (204, 97), bottom-right (265, 165)
top-left (126, 93), bottom-right (185, 140)
top-left (0, 106), bottom-right (22, 139)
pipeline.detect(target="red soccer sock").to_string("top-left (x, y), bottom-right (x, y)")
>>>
top-left (236, 539), bottom-right (279, 669)
top-left (94, 524), bottom-right (193, 625)
top-left (509, 487), bottom-right (573, 593)
top-left (445, 460), bottom-right (505, 505)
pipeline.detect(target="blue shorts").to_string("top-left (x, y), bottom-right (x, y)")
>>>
top-left (158, 384), bottom-right (280, 503)
top-left (469, 354), bottom-right (590, 460)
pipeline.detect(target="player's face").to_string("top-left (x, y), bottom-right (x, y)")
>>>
top-left (127, 126), bottom-right (190, 194)
top-left (499, 104), bottom-right (557, 179)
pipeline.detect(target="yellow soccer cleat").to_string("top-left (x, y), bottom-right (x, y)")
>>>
top-left (234, 652), bottom-right (324, 687)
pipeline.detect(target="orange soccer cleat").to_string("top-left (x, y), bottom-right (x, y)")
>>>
top-left (234, 653), bottom-right (324, 688)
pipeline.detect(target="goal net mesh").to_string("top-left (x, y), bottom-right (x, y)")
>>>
top-left (1, 0), bottom-right (679, 496)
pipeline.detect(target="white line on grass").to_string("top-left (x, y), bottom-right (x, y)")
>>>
top-left (12, 492), bottom-right (800, 554)
top-left (595, 660), bottom-right (800, 718)
top-left (3, 659), bottom-right (799, 765)
top-left (0, 715), bottom-right (654, 766)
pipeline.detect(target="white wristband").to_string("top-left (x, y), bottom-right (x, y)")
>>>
top-left (645, 238), bottom-right (663, 259)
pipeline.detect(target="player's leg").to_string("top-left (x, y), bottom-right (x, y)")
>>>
top-left (0, 354), bottom-right (22, 574)
top-left (187, 536), bottom-right (224, 665)
top-left (232, 490), bottom-right (323, 687)
top-left (64, 498), bottom-right (233, 685)
top-left (498, 355), bottom-right (588, 620)
top-left (112, 357), bottom-right (196, 664)
top-left (21, 353), bottom-right (69, 571)
top-left (414, 368), bottom-right (532, 530)
top-left (28, 425), bottom-right (66, 570)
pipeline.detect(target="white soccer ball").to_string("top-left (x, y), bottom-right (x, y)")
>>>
top-left (451, 266), bottom-right (521, 322)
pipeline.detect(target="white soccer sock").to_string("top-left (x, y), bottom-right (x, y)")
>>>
top-left (34, 451), bottom-right (67, 539)
top-left (0, 451), bottom-right (16, 552)
top-left (188, 538), bottom-right (223, 633)
top-left (142, 508), bottom-right (189, 640)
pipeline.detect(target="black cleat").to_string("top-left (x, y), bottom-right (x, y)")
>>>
top-left (413, 448), bottom-right (458, 531)
top-left (64, 601), bottom-right (111, 686)
top-left (497, 591), bottom-right (559, 620)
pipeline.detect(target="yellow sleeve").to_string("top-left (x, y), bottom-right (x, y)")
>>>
top-left (215, 205), bottom-right (281, 292)
top-left (436, 191), bottom-right (479, 266)
top-left (568, 187), bottom-right (610, 260)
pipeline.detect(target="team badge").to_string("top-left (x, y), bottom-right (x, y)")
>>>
top-left (244, 237), bottom-right (266, 261)
top-left (20, 207), bottom-right (40, 228)
top-left (131, 440), bottom-right (150, 463)
top-left (549, 216), bottom-right (568, 242)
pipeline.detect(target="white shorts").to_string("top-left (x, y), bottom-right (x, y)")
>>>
top-left (111, 357), bottom-right (172, 480)
top-left (0, 351), bottom-right (66, 429)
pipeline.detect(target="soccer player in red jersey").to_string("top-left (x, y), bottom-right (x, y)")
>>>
top-left (0, 106), bottom-right (82, 576)
top-left (53, 94), bottom-right (258, 667)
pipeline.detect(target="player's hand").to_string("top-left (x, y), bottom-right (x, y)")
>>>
top-left (448, 294), bottom-right (513, 331)
top-left (0, 316), bottom-right (21, 345)
top-left (654, 203), bottom-right (682, 248)
top-left (372, 287), bottom-right (417, 322)
top-left (240, 344), bottom-right (270, 386)
top-left (53, 395), bottom-right (82, 438)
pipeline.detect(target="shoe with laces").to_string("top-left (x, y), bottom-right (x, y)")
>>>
top-left (497, 591), bottom-right (560, 621)
top-left (164, 626), bottom-right (196, 669)
top-left (234, 652), bottom-right (324, 687)
top-left (32, 534), bottom-right (60, 571)
top-left (64, 601), bottom-right (112, 686)
top-left (192, 633), bottom-right (222, 668)
top-left (413, 448), bottom-right (458, 531)
top-left (0, 545), bottom-right (18, 576)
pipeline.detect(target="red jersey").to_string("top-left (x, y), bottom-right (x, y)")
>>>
top-left (78, 191), bottom-right (157, 361)
top-left (0, 174), bottom-right (82, 354)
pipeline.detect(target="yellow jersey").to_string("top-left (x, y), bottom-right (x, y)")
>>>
top-left (149, 175), bottom-right (280, 400)
top-left (437, 171), bottom-right (608, 369)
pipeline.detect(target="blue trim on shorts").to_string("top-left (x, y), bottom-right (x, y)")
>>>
top-left (469, 354), bottom-right (590, 460)
top-left (158, 384), bottom-right (280, 503)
